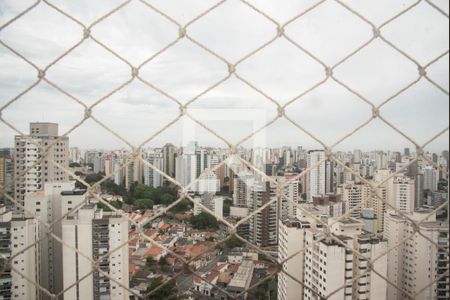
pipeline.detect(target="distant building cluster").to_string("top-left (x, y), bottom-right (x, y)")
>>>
top-left (0, 123), bottom-right (448, 299)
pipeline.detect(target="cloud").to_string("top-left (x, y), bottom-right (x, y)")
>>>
top-left (0, 0), bottom-right (448, 152)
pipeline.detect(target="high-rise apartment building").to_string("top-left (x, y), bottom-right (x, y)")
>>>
top-left (125, 157), bottom-right (142, 190)
top-left (423, 166), bottom-right (439, 192)
top-left (143, 154), bottom-right (164, 188)
top-left (175, 154), bottom-right (197, 188)
top-left (303, 220), bottom-right (388, 300)
top-left (194, 193), bottom-right (224, 219)
top-left (24, 182), bottom-right (86, 297)
top-left (162, 143), bottom-right (177, 178)
top-left (0, 150), bottom-right (14, 206)
top-left (384, 211), bottom-right (449, 300)
top-left (14, 123), bottom-right (69, 209)
top-left (340, 181), bottom-right (370, 219)
top-left (69, 147), bottom-right (81, 164)
top-left (0, 206), bottom-right (38, 300)
top-left (311, 194), bottom-right (346, 218)
top-left (62, 204), bottom-right (129, 300)
top-left (392, 176), bottom-right (415, 213)
top-left (242, 176), bottom-right (299, 248)
top-left (278, 219), bottom-right (308, 300)
top-left (175, 147), bottom-right (210, 191)
top-left (306, 150), bottom-right (326, 202)
top-left (248, 180), bottom-right (279, 247)
top-left (278, 218), bottom-right (388, 300)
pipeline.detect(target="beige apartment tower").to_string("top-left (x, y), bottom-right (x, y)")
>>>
top-left (14, 123), bottom-right (69, 210)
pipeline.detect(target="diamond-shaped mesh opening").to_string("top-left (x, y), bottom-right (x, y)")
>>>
top-left (0, 0), bottom-right (448, 299)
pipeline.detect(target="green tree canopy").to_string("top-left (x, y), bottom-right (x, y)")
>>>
top-left (161, 193), bottom-right (176, 206)
top-left (85, 173), bottom-right (104, 185)
top-left (135, 198), bottom-right (154, 210)
top-left (147, 277), bottom-right (177, 299)
top-left (190, 212), bottom-right (219, 230)
top-left (169, 199), bottom-right (191, 213)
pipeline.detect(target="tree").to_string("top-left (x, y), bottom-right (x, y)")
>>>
top-left (134, 184), bottom-right (154, 200)
top-left (170, 199), bottom-right (191, 213)
top-left (146, 256), bottom-right (156, 269)
top-left (159, 257), bottom-right (169, 266)
top-left (103, 180), bottom-right (127, 196)
top-left (135, 199), bottom-right (154, 210)
top-left (85, 173), bottom-right (104, 185)
top-left (190, 212), bottom-right (219, 230)
top-left (161, 193), bottom-right (175, 206)
top-left (147, 277), bottom-right (177, 299)
top-left (225, 235), bottom-right (244, 249)
top-left (96, 200), bottom-right (122, 212)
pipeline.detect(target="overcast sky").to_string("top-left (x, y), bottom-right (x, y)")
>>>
top-left (0, 0), bottom-right (448, 152)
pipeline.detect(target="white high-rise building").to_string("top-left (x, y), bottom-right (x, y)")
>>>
top-left (307, 150), bottom-right (326, 202)
top-left (423, 166), bottom-right (439, 192)
top-left (198, 169), bottom-right (220, 194)
top-left (278, 220), bottom-right (309, 300)
top-left (62, 204), bottom-right (129, 300)
top-left (340, 181), bottom-right (370, 219)
top-left (175, 148), bottom-right (211, 191)
top-left (384, 211), bottom-right (449, 300)
top-left (278, 176), bottom-right (300, 221)
top-left (278, 218), bottom-right (388, 300)
top-left (392, 176), bottom-right (415, 213)
top-left (303, 219), bottom-right (388, 300)
top-left (175, 154), bottom-right (197, 188)
top-left (69, 147), bottom-right (81, 164)
top-left (353, 149), bottom-right (362, 164)
top-left (25, 182), bottom-right (86, 297)
top-left (103, 155), bottom-right (114, 177)
top-left (0, 206), bottom-right (38, 300)
top-left (14, 123), bottom-right (69, 209)
top-left (144, 155), bottom-right (164, 188)
top-left (193, 194), bottom-right (224, 219)
top-left (112, 157), bottom-right (124, 186)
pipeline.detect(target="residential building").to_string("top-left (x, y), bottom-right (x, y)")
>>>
top-left (162, 143), bottom-right (177, 178)
top-left (307, 151), bottom-right (333, 202)
top-left (303, 219), bottom-right (388, 300)
top-left (384, 211), bottom-right (449, 300)
top-left (24, 182), bottom-right (86, 297)
top-left (423, 166), bottom-right (439, 192)
top-left (14, 123), bottom-right (69, 210)
top-left (278, 218), bottom-right (388, 300)
top-left (143, 154), bottom-right (164, 188)
top-left (0, 151), bottom-right (14, 206)
top-left (392, 176), bottom-right (415, 213)
top-left (340, 181), bottom-right (370, 219)
top-left (248, 180), bottom-right (279, 247)
top-left (278, 220), bottom-right (309, 300)
top-left (194, 194), bottom-right (224, 219)
top-left (0, 206), bottom-right (38, 300)
top-left (311, 194), bottom-right (346, 218)
top-left (62, 204), bottom-right (129, 300)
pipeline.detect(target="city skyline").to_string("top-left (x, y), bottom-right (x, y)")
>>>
top-left (1, 121), bottom-right (448, 299)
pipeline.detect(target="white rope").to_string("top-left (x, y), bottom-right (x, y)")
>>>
top-left (0, 0), bottom-right (448, 299)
